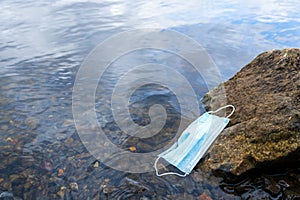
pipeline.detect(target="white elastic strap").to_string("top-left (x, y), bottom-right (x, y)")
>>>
top-left (207, 105), bottom-right (235, 118)
top-left (154, 157), bottom-right (187, 177)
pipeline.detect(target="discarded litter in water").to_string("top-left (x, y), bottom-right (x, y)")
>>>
top-left (154, 105), bottom-right (235, 177)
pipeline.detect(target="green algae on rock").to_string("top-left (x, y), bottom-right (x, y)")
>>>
top-left (198, 48), bottom-right (300, 176)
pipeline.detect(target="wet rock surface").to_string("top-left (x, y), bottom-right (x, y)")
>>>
top-left (199, 48), bottom-right (300, 176)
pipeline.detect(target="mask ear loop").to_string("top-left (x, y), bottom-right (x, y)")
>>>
top-left (154, 157), bottom-right (187, 177)
top-left (207, 105), bottom-right (235, 118)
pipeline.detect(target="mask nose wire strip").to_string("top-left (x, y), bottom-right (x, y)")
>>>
top-left (207, 105), bottom-right (235, 118)
top-left (154, 157), bottom-right (187, 177)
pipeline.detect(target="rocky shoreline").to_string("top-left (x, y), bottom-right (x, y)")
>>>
top-left (198, 48), bottom-right (300, 176)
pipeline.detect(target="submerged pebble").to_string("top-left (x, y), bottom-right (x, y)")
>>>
top-left (69, 182), bottom-right (78, 191)
top-left (25, 117), bottom-right (39, 129)
top-left (0, 192), bottom-right (14, 200)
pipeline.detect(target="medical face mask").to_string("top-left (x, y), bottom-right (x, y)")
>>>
top-left (154, 105), bottom-right (235, 177)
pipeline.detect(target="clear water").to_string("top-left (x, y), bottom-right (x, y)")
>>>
top-left (1, 0), bottom-right (300, 199)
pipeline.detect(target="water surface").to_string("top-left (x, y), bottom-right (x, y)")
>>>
top-left (1, 0), bottom-right (300, 199)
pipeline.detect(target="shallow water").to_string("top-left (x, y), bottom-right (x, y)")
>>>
top-left (1, 0), bottom-right (300, 199)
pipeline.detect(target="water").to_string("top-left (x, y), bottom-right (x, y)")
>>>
top-left (1, 0), bottom-right (300, 199)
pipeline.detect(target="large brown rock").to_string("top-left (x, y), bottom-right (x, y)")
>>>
top-left (198, 48), bottom-right (300, 176)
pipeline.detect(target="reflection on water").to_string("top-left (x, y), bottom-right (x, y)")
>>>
top-left (1, 0), bottom-right (300, 199)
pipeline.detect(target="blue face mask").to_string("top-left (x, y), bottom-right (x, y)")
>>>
top-left (154, 105), bottom-right (235, 177)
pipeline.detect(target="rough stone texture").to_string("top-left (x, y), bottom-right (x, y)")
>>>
top-left (198, 48), bottom-right (300, 176)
